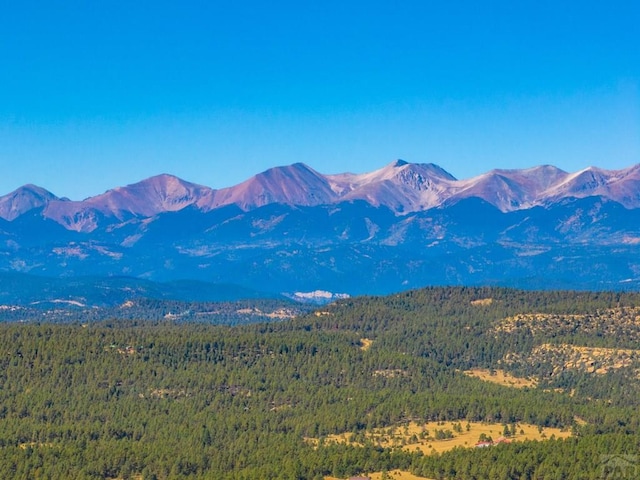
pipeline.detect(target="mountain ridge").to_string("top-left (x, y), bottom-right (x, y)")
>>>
top-left (2, 160), bottom-right (640, 232)
top-left (2, 160), bottom-right (640, 299)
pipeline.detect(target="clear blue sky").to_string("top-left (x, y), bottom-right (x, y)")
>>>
top-left (1, 1), bottom-right (638, 199)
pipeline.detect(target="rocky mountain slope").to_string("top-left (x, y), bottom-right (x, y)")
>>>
top-left (4, 160), bottom-right (640, 231)
top-left (1, 160), bottom-right (639, 301)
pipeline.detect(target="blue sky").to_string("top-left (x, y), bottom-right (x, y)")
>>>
top-left (1, 1), bottom-right (638, 200)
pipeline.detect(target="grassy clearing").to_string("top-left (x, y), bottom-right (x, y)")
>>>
top-left (463, 368), bottom-right (537, 388)
top-left (326, 470), bottom-right (435, 480)
top-left (470, 298), bottom-right (493, 306)
top-left (318, 420), bottom-right (571, 456)
top-left (360, 338), bottom-right (373, 351)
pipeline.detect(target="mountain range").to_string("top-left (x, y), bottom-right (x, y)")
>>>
top-left (4, 160), bottom-right (640, 232)
top-left (1, 160), bottom-right (640, 304)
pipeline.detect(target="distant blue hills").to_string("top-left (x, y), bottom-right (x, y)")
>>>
top-left (1, 160), bottom-right (640, 309)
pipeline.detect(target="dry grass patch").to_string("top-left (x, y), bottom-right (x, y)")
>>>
top-left (471, 298), bottom-right (493, 306)
top-left (464, 368), bottom-right (537, 388)
top-left (144, 388), bottom-right (190, 399)
top-left (360, 338), bottom-right (373, 351)
top-left (373, 369), bottom-right (408, 378)
top-left (325, 470), bottom-right (435, 480)
top-left (369, 472), bottom-right (435, 480)
top-left (19, 442), bottom-right (53, 449)
top-left (574, 416), bottom-right (588, 426)
top-left (318, 421), bottom-right (571, 456)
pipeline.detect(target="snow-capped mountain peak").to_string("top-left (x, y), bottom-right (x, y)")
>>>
top-left (3, 160), bottom-right (640, 230)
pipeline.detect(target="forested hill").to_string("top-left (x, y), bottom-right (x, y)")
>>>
top-left (1, 287), bottom-right (639, 478)
top-left (0, 295), bottom-right (312, 325)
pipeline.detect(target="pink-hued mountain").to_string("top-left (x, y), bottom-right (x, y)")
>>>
top-left (449, 165), bottom-right (571, 211)
top-left (327, 160), bottom-right (458, 212)
top-left (83, 173), bottom-right (216, 216)
top-left (0, 184), bottom-right (61, 221)
top-left (1, 160), bottom-right (640, 231)
top-left (543, 165), bottom-right (640, 207)
top-left (42, 174), bottom-right (216, 231)
top-left (208, 163), bottom-right (337, 210)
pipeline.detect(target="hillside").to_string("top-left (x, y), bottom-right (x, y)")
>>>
top-left (0, 287), bottom-right (639, 478)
